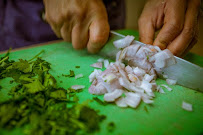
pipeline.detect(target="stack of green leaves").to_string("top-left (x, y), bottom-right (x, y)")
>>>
top-left (0, 50), bottom-right (106, 135)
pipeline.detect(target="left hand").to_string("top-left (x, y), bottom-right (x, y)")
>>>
top-left (138, 0), bottom-right (201, 57)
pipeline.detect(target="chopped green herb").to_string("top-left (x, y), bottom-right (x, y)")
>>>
top-left (93, 97), bottom-right (108, 106)
top-left (75, 66), bottom-right (80, 68)
top-left (62, 70), bottom-right (75, 77)
top-left (144, 106), bottom-right (148, 113)
top-left (147, 55), bottom-right (149, 60)
top-left (107, 122), bottom-right (116, 132)
top-left (0, 50), bottom-right (106, 135)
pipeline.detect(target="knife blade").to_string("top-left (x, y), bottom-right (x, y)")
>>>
top-left (99, 31), bottom-right (203, 92)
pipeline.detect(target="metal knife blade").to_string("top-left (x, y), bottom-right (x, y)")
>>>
top-left (99, 31), bottom-right (203, 92)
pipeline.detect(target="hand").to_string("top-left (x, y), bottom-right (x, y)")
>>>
top-left (138, 0), bottom-right (201, 56)
top-left (43, 0), bottom-right (110, 53)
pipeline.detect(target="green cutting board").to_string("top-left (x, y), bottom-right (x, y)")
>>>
top-left (0, 30), bottom-right (203, 135)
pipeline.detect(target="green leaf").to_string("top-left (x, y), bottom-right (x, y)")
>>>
top-left (12, 59), bottom-right (33, 73)
top-left (49, 89), bottom-right (67, 100)
top-left (23, 79), bottom-right (45, 94)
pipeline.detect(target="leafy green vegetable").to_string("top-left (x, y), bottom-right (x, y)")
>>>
top-left (62, 70), bottom-right (75, 77)
top-left (0, 50), bottom-right (106, 135)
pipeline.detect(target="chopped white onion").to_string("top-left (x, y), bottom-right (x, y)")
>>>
top-left (88, 83), bottom-right (107, 95)
top-left (90, 62), bottom-right (103, 69)
top-left (113, 35), bottom-right (134, 49)
top-left (115, 97), bottom-right (128, 107)
top-left (161, 84), bottom-right (172, 91)
top-left (166, 79), bottom-right (177, 85)
top-left (133, 67), bottom-right (146, 77)
top-left (182, 101), bottom-right (193, 111)
top-left (125, 92), bottom-right (141, 108)
top-left (97, 58), bottom-right (104, 62)
top-left (75, 74), bottom-right (84, 79)
top-left (89, 69), bottom-right (102, 83)
top-left (88, 35), bottom-right (177, 108)
top-left (71, 85), bottom-right (85, 90)
top-left (157, 85), bottom-right (165, 94)
top-left (103, 59), bottom-right (110, 68)
top-left (102, 73), bottom-right (117, 84)
top-left (104, 89), bottom-right (123, 102)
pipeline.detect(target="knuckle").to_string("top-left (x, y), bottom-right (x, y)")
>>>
top-left (45, 13), bottom-right (63, 25)
top-left (182, 27), bottom-right (195, 39)
top-left (91, 36), bottom-right (105, 46)
top-left (92, 26), bottom-right (109, 45)
top-left (168, 22), bottom-right (182, 32)
top-left (73, 8), bottom-right (85, 20)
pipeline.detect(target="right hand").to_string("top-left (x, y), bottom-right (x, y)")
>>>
top-left (43, 0), bottom-right (110, 53)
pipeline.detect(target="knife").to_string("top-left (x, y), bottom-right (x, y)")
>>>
top-left (99, 31), bottom-right (203, 92)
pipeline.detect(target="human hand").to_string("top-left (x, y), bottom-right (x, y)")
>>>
top-left (43, 0), bottom-right (110, 53)
top-left (138, 0), bottom-right (201, 56)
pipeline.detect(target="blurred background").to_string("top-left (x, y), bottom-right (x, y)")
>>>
top-left (125, 0), bottom-right (203, 56)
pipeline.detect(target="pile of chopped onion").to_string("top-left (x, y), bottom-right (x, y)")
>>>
top-left (89, 35), bottom-right (177, 108)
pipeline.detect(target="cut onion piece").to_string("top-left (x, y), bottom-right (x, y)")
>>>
top-left (141, 93), bottom-right (154, 104)
top-left (71, 85), bottom-right (85, 90)
top-left (152, 49), bottom-right (176, 69)
top-left (157, 85), bottom-right (165, 94)
top-left (104, 89), bottom-right (123, 102)
top-left (133, 67), bottom-right (146, 77)
top-left (115, 97), bottom-right (128, 107)
top-left (89, 69), bottom-right (102, 82)
top-left (182, 101), bottom-right (193, 111)
top-left (113, 35), bottom-right (135, 49)
top-left (125, 65), bottom-right (133, 74)
top-left (161, 84), bottom-right (172, 91)
top-left (103, 59), bottom-right (110, 68)
top-left (75, 74), bottom-right (83, 79)
top-left (143, 74), bottom-right (155, 82)
top-left (102, 73), bottom-right (117, 84)
top-left (140, 81), bottom-right (155, 97)
top-left (125, 44), bottom-right (141, 60)
top-left (125, 92), bottom-right (141, 108)
top-left (166, 79), bottom-right (177, 85)
top-left (119, 77), bottom-right (144, 93)
top-left (90, 62), bottom-right (103, 69)
top-left (97, 58), bottom-right (104, 62)
top-left (128, 74), bottom-right (140, 84)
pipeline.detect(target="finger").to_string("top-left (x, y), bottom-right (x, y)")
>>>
top-left (138, 17), bottom-right (155, 45)
top-left (181, 17), bottom-right (199, 57)
top-left (167, 0), bottom-right (200, 56)
top-left (87, 17), bottom-right (110, 53)
top-left (47, 21), bottom-right (63, 38)
top-left (60, 22), bottom-right (72, 42)
top-left (153, 0), bottom-right (187, 49)
top-left (71, 22), bottom-right (89, 50)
